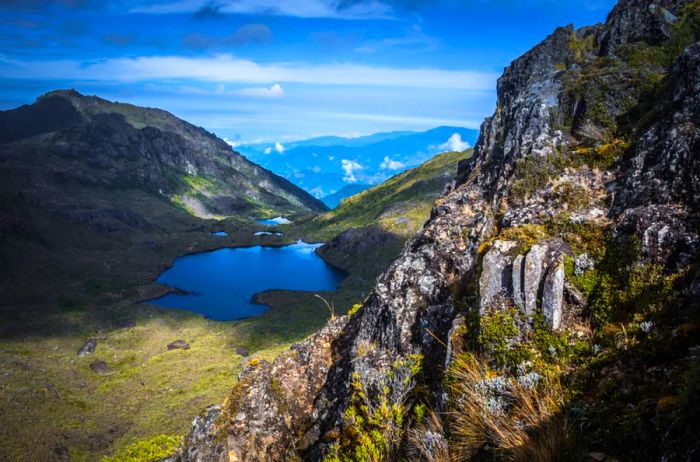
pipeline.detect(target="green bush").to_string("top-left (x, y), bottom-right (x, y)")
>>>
top-left (509, 153), bottom-right (566, 203)
top-left (327, 354), bottom-right (423, 462)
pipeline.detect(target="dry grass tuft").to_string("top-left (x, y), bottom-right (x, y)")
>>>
top-left (446, 354), bottom-right (570, 462)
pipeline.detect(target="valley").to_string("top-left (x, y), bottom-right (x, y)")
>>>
top-left (1, 1), bottom-right (698, 461)
top-left (0, 91), bottom-right (472, 461)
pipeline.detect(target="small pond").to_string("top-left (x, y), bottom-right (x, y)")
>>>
top-left (210, 231), bottom-right (228, 237)
top-left (257, 216), bottom-right (291, 226)
top-left (147, 241), bottom-right (346, 320)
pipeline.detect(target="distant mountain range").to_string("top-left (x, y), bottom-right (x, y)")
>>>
top-left (237, 126), bottom-right (479, 201)
top-left (320, 184), bottom-right (371, 208)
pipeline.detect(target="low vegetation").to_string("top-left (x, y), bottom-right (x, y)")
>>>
top-left (298, 149), bottom-right (473, 241)
top-left (327, 354), bottom-right (423, 462)
top-left (446, 354), bottom-right (569, 462)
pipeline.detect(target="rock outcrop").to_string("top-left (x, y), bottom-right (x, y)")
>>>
top-left (77, 337), bottom-right (97, 357)
top-left (173, 1), bottom-right (700, 460)
top-left (542, 258), bottom-right (565, 330)
top-left (479, 240), bottom-right (516, 312)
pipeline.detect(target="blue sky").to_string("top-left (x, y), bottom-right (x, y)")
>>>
top-left (0, 0), bottom-right (616, 144)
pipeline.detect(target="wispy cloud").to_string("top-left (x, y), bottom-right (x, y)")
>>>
top-left (262, 141), bottom-right (285, 154)
top-left (0, 54), bottom-right (497, 90)
top-left (131, 0), bottom-right (394, 19)
top-left (236, 83), bottom-right (285, 98)
top-left (355, 24), bottom-right (438, 54)
top-left (182, 23), bottom-right (272, 49)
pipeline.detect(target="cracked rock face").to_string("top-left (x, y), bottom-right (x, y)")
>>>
top-left (479, 240), bottom-right (517, 312)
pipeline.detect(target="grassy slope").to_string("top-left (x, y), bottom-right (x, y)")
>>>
top-left (299, 149), bottom-right (473, 241)
top-left (0, 150), bottom-right (470, 461)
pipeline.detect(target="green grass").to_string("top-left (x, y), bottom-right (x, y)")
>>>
top-left (0, 148), bottom-right (471, 461)
top-left (296, 149), bottom-right (473, 241)
top-left (101, 435), bottom-right (182, 462)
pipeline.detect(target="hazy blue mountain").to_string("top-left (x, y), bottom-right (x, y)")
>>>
top-left (320, 184), bottom-right (371, 208)
top-left (238, 126), bottom-right (479, 198)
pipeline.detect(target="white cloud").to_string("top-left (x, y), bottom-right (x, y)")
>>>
top-left (311, 166), bottom-right (321, 173)
top-left (262, 142), bottom-right (284, 154)
top-left (328, 155), bottom-right (335, 161)
top-left (341, 159), bottom-right (363, 183)
top-left (0, 55), bottom-right (497, 91)
top-left (223, 137), bottom-right (242, 148)
top-left (237, 83), bottom-right (285, 98)
top-left (309, 186), bottom-right (326, 198)
top-left (379, 155), bottom-right (405, 170)
top-left (131, 0), bottom-right (393, 20)
top-left (438, 133), bottom-right (471, 152)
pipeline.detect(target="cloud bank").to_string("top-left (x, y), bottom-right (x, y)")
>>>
top-left (0, 54), bottom-right (497, 90)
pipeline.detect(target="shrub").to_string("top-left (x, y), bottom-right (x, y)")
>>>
top-left (328, 354), bottom-right (423, 462)
top-left (570, 137), bottom-right (631, 169)
top-left (406, 409), bottom-right (451, 462)
top-left (576, 121), bottom-right (609, 145)
top-left (555, 181), bottom-right (593, 211)
top-left (509, 153), bottom-right (566, 203)
top-left (498, 224), bottom-right (549, 255)
top-left (568, 31), bottom-right (595, 63)
top-left (347, 303), bottom-right (362, 316)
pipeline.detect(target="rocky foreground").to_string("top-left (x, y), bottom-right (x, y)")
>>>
top-left (171, 1), bottom-right (699, 460)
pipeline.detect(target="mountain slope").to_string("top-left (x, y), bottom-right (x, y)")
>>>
top-left (319, 184), bottom-right (370, 208)
top-left (0, 89), bottom-right (326, 319)
top-left (0, 90), bottom-right (326, 220)
top-left (308, 149), bottom-right (473, 240)
top-left (172, 1), bottom-right (700, 460)
top-left (296, 149), bottom-right (474, 297)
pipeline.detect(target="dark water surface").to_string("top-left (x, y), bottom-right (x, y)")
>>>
top-left (148, 241), bottom-right (346, 320)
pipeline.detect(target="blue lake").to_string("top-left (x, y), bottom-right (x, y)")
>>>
top-left (257, 216), bottom-right (291, 226)
top-left (148, 241), bottom-right (346, 321)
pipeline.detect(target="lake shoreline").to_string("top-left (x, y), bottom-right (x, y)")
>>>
top-left (144, 240), bottom-right (348, 321)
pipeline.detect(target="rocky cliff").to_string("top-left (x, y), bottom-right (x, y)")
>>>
top-left (172, 1), bottom-right (700, 460)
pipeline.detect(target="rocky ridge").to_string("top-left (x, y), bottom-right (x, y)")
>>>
top-left (171, 1), bottom-right (699, 460)
top-left (0, 90), bottom-right (326, 230)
